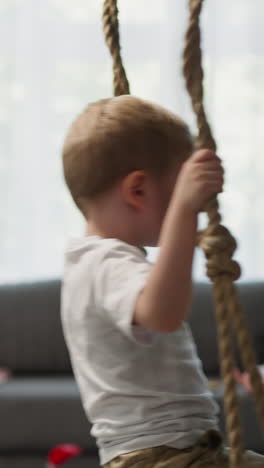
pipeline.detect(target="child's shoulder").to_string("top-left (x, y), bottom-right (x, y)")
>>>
top-left (65, 235), bottom-right (148, 265)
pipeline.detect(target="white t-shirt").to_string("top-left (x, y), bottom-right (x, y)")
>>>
top-left (60, 236), bottom-right (219, 465)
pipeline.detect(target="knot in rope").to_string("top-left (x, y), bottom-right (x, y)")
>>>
top-left (198, 225), bottom-right (241, 282)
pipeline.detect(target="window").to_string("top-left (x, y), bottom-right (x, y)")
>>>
top-left (1, 0), bottom-right (263, 282)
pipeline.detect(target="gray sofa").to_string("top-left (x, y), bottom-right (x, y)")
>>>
top-left (0, 279), bottom-right (263, 468)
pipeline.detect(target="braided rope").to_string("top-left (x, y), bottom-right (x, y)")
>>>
top-left (102, 0), bottom-right (130, 96)
top-left (213, 279), bottom-right (243, 468)
top-left (183, 1), bottom-right (264, 467)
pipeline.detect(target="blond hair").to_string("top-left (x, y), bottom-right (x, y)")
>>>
top-left (62, 95), bottom-right (193, 218)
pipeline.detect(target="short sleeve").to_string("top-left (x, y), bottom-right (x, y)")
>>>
top-left (93, 241), bottom-right (157, 346)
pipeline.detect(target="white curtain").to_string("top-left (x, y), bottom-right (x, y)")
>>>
top-left (1, 0), bottom-right (263, 283)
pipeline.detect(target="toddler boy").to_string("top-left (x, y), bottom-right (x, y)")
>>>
top-left (61, 95), bottom-right (264, 467)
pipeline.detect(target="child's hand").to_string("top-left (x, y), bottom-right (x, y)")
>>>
top-left (174, 149), bottom-right (224, 214)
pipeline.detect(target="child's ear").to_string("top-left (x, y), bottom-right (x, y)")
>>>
top-left (121, 170), bottom-right (146, 210)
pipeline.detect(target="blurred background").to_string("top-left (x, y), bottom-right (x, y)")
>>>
top-left (1, 0), bottom-right (264, 283)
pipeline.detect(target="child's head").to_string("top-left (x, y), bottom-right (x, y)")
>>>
top-left (62, 95), bottom-right (193, 246)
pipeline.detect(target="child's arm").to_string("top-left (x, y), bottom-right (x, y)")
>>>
top-left (134, 149), bottom-right (224, 333)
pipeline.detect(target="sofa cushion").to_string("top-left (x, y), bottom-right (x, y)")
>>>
top-left (234, 282), bottom-right (264, 365)
top-left (188, 282), bottom-right (264, 376)
top-left (0, 279), bottom-right (71, 373)
top-left (0, 376), bottom-right (95, 452)
top-left (0, 279), bottom-right (263, 375)
top-left (188, 283), bottom-right (220, 375)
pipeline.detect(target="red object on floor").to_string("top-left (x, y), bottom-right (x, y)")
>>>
top-left (47, 444), bottom-right (83, 466)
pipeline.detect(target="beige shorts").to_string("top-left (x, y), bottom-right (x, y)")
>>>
top-left (103, 430), bottom-right (264, 467)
